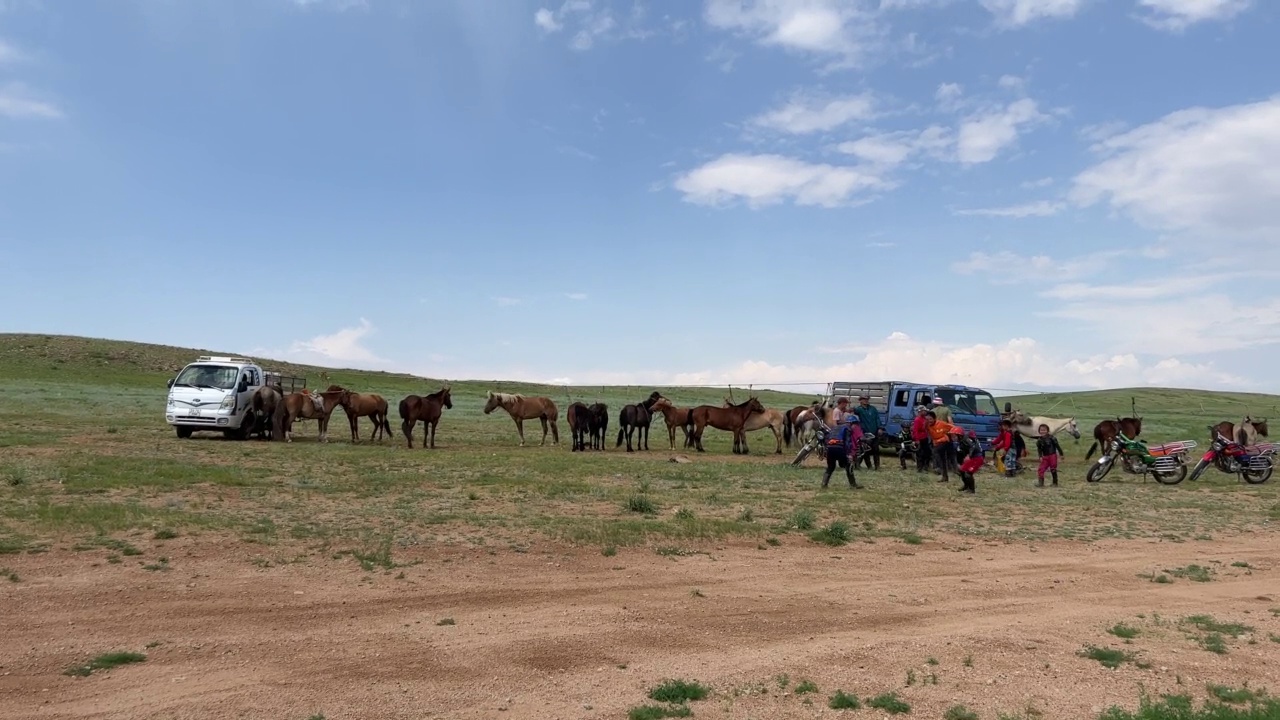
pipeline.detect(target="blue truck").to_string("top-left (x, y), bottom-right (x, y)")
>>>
top-left (825, 380), bottom-right (1004, 451)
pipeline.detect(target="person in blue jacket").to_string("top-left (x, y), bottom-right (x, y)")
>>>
top-left (821, 415), bottom-right (863, 489)
top-left (852, 395), bottom-right (883, 470)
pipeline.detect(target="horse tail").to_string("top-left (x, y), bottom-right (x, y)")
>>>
top-left (398, 397), bottom-right (411, 420)
top-left (783, 411), bottom-right (793, 446)
top-left (382, 417), bottom-right (393, 436)
top-left (615, 425), bottom-right (625, 448)
top-left (1085, 441), bottom-right (1098, 460)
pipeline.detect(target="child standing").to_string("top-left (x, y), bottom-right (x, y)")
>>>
top-left (1035, 424), bottom-right (1064, 487)
top-left (991, 420), bottom-right (1014, 476)
top-left (957, 430), bottom-right (984, 494)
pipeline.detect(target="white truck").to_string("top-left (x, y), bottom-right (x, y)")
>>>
top-left (165, 356), bottom-right (306, 439)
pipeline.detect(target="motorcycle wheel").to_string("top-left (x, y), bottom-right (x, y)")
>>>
top-left (791, 442), bottom-right (815, 467)
top-left (1242, 460), bottom-right (1272, 485)
top-left (1086, 457), bottom-right (1113, 483)
top-left (1188, 458), bottom-right (1211, 482)
top-left (1153, 463), bottom-right (1187, 486)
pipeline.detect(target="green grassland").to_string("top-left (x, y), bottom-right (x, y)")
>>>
top-left (1, 333), bottom-right (1277, 562)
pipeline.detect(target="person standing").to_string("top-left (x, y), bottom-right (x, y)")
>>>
top-left (1035, 423), bottom-right (1064, 487)
top-left (830, 396), bottom-right (851, 425)
top-left (910, 405), bottom-right (932, 474)
top-left (957, 430), bottom-right (984, 494)
top-left (820, 415), bottom-right (862, 489)
top-left (853, 395), bottom-right (882, 470)
top-left (926, 411), bottom-right (962, 484)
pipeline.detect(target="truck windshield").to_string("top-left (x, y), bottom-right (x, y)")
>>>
top-left (936, 389), bottom-right (1001, 416)
top-left (174, 365), bottom-right (239, 390)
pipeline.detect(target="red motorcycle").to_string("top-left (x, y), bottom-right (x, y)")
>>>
top-left (1188, 431), bottom-right (1274, 484)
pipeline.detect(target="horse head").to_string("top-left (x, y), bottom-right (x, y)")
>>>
top-left (745, 397), bottom-right (766, 415)
top-left (482, 391), bottom-right (501, 414)
top-left (439, 386), bottom-right (453, 410)
top-left (1066, 418), bottom-right (1081, 440)
top-left (653, 397), bottom-right (674, 412)
top-left (1254, 418), bottom-right (1269, 436)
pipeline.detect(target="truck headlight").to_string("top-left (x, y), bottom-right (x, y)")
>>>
top-left (167, 398), bottom-right (175, 408)
top-left (220, 395), bottom-right (236, 410)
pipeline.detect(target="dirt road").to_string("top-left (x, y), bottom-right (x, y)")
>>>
top-left (3, 531), bottom-right (1277, 719)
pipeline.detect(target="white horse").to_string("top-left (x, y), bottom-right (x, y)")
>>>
top-left (1010, 411), bottom-right (1081, 442)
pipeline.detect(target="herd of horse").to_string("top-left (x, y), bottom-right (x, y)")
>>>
top-left (240, 383), bottom-right (1271, 468)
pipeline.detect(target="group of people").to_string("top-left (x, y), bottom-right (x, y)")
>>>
top-left (818, 395), bottom-right (1066, 494)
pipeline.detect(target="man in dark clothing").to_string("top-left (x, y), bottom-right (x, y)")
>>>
top-left (820, 416), bottom-right (862, 489)
top-left (852, 395), bottom-right (882, 470)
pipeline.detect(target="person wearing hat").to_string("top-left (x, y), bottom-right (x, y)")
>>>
top-left (852, 395), bottom-right (883, 470)
top-left (820, 413), bottom-right (863, 489)
top-left (930, 396), bottom-right (953, 423)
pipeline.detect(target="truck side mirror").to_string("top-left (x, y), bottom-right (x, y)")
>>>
top-left (167, 378), bottom-right (175, 388)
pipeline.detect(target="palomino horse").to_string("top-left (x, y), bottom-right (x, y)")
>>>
top-left (483, 391), bottom-right (559, 446)
top-left (273, 388), bottom-right (343, 443)
top-left (567, 402), bottom-right (591, 452)
top-left (1085, 417), bottom-right (1143, 459)
top-left (723, 397), bottom-right (785, 454)
top-left (1010, 411), bottom-right (1081, 442)
top-left (588, 403), bottom-right (609, 451)
top-left (1210, 417), bottom-right (1269, 447)
top-left (327, 385), bottom-right (392, 443)
top-left (616, 391), bottom-right (662, 452)
top-left (399, 386), bottom-right (452, 449)
top-left (249, 384), bottom-right (282, 440)
top-left (651, 397), bottom-right (694, 451)
top-left (686, 396), bottom-right (767, 454)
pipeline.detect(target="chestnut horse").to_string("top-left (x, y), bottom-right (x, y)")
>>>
top-left (651, 397), bottom-right (694, 451)
top-left (723, 397), bottom-right (785, 454)
top-left (327, 385), bottom-right (392, 443)
top-left (273, 388), bottom-right (344, 443)
top-left (567, 402), bottom-right (591, 452)
top-left (588, 403), bottom-right (609, 450)
top-left (616, 391), bottom-right (662, 453)
top-left (1210, 417), bottom-right (1269, 447)
top-left (482, 391), bottom-right (559, 446)
top-left (1085, 416), bottom-right (1143, 459)
top-left (685, 396), bottom-right (767, 454)
top-left (399, 386), bottom-right (452, 449)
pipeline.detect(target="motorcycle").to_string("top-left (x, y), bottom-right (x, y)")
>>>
top-left (1188, 432), bottom-right (1274, 484)
top-left (790, 421), bottom-right (874, 468)
top-left (1086, 432), bottom-right (1196, 485)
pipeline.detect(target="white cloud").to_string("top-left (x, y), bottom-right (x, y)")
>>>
top-left (1070, 95), bottom-right (1280, 243)
top-left (0, 82), bottom-right (61, 119)
top-left (531, 0), bottom-right (627, 50)
top-left (935, 82), bottom-right (963, 110)
top-left (282, 318), bottom-right (385, 365)
top-left (835, 125), bottom-right (953, 167)
top-left (672, 153), bottom-right (891, 208)
top-left (954, 200), bottom-right (1065, 217)
top-left (956, 98), bottom-right (1048, 164)
top-left (949, 249), bottom-right (1123, 283)
top-left (748, 89), bottom-right (877, 134)
top-left (1021, 176), bottom-right (1054, 188)
top-left (565, 292), bottom-right (588, 301)
top-left (1136, 0), bottom-right (1252, 32)
top-left (534, 7), bottom-right (562, 32)
top-left (980, 0), bottom-right (1087, 27)
top-left (702, 0), bottom-right (885, 69)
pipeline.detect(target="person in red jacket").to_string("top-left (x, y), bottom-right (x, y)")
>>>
top-left (910, 405), bottom-right (931, 474)
top-left (991, 419), bottom-right (1014, 477)
top-left (957, 430), bottom-right (985, 494)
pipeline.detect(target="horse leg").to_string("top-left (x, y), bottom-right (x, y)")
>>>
top-left (641, 424), bottom-right (649, 451)
top-left (668, 423), bottom-right (676, 451)
top-left (551, 418), bottom-right (559, 445)
top-left (539, 417), bottom-right (549, 446)
top-left (772, 426), bottom-right (782, 454)
top-left (514, 418), bottom-right (526, 446)
top-left (428, 420), bottom-right (436, 449)
top-left (403, 418), bottom-right (415, 449)
top-left (693, 422), bottom-right (705, 452)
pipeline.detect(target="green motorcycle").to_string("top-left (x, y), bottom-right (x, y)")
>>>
top-left (1086, 432), bottom-right (1196, 485)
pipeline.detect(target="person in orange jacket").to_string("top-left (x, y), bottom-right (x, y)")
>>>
top-left (925, 411), bottom-right (962, 484)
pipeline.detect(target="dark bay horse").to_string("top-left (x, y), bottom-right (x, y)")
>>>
top-left (328, 385), bottom-right (392, 443)
top-left (483, 391), bottom-right (559, 446)
top-left (616, 391), bottom-right (662, 452)
top-left (725, 397), bottom-right (785, 454)
top-left (651, 397), bottom-right (694, 451)
top-left (1085, 417), bottom-right (1143, 459)
top-left (686, 396), bottom-right (767, 454)
top-left (1210, 417), bottom-right (1269, 446)
top-left (273, 388), bottom-right (344, 443)
top-left (399, 386), bottom-right (452, 449)
top-left (567, 402), bottom-right (591, 452)
top-left (588, 403), bottom-right (609, 450)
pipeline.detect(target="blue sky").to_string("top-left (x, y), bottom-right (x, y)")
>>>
top-left (3, 0), bottom-right (1279, 393)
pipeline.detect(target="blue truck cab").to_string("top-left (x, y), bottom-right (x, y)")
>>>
top-left (826, 381), bottom-right (1003, 451)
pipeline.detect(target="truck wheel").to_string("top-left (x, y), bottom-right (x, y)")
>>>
top-left (175, 426), bottom-right (193, 439)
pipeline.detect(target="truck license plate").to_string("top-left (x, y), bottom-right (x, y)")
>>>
top-left (190, 409), bottom-right (201, 417)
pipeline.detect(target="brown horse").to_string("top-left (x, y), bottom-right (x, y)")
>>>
top-left (1210, 417), bottom-right (1269, 447)
top-left (783, 401), bottom-right (822, 447)
top-left (326, 384), bottom-right (392, 443)
top-left (724, 398), bottom-right (785, 454)
top-left (248, 384), bottom-right (282, 440)
top-left (651, 397), bottom-right (694, 451)
top-left (567, 401), bottom-right (591, 452)
top-left (1085, 416), bottom-right (1143, 459)
top-left (588, 403), bottom-right (609, 450)
top-left (399, 386), bottom-right (452, 449)
top-left (686, 396), bottom-right (767, 454)
top-left (273, 388), bottom-right (344, 443)
top-left (616, 391), bottom-right (663, 453)
top-left (483, 391), bottom-right (559, 446)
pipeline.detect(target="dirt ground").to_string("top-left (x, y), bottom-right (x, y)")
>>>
top-left (3, 530), bottom-right (1278, 720)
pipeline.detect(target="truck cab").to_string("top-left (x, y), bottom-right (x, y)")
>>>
top-left (164, 356), bottom-right (305, 439)
top-left (826, 380), bottom-right (1003, 451)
